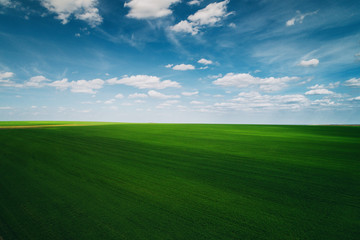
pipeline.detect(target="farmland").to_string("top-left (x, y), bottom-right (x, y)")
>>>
top-left (0, 123), bottom-right (359, 239)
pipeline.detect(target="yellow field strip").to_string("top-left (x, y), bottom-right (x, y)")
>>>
top-left (0, 124), bottom-right (92, 129)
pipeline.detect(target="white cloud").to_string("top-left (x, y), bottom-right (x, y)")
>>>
top-left (305, 89), bottom-right (334, 95)
top-left (214, 91), bottom-right (309, 111)
top-left (182, 91), bottom-right (198, 96)
top-left (148, 90), bottom-right (180, 99)
top-left (129, 93), bottom-right (148, 98)
top-left (208, 74), bottom-right (222, 79)
top-left (0, 0), bottom-right (10, 7)
top-left (0, 71), bottom-right (14, 80)
top-left (188, 0), bottom-right (202, 5)
top-left (171, 0), bottom-right (231, 35)
top-left (285, 18), bottom-right (295, 27)
top-left (104, 99), bottom-right (115, 104)
top-left (124, 0), bottom-right (180, 19)
top-left (198, 58), bottom-right (213, 65)
top-left (188, 0), bottom-right (231, 25)
top-left (165, 64), bottom-right (173, 68)
top-left (344, 78), bottom-right (360, 87)
top-left (308, 82), bottom-right (339, 89)
top-left (24, 75), bottom-right (49, 87)
top-left (0, 73), bottom-right (51, 88)
top-left (170, 20), bottom-right (199, 35)
top-left (213, 73), bottom-right (299, 92)
top-left (48, 78), bottom-right (104, 94)
top-left (299, 58), bottom-right (319, 67)
top-left (286, 10), bottom-right (318, 27)
top-left (349, 96), bottom-right (360, 101)
top-left (190, 100), bottom-right (204, 105)
top-left (107, 75), bottom-right (180, 89)
top-left (40, 0), bottom-right (102, 27)
top-left (0, 106), bottom-right (12, 110)
top-left (172, 64), bottom-right (195, 71)
top-left (311, 98), bottom-right (337, 106)
top-left (156, 100), bottom-right (180, 108)
top-left (115, 93), bottom-right (124, 99)
top-left (228, 22), bottom-right (236, 28)
top-left (47, 78), bottom-right (69, 90)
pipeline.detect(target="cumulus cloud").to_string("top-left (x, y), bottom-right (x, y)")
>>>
top-left (305, 89), bottom-right (334, 95)
top-left (0, 73), bottom-right (50, 88)
top-left (171, 0), bottom-right (231, 35)
top-left (24, 75), bottom-right (49, 87)
top-left (107, 75), bottom-right (180, 89)
top-left (344, 78), bottom-right (360, 87)
top-left (182, 91), bottom-right (198, 96)
top-left (40, 0), bottom-right (102, 27)
top-left (214, 91), bottom-right (309, 111)
top-left (165, 64), bottom-right (173, 68)
top-left (213, 73), bottom-right (299, 92)
top-left (286, 10), bottom-right (318, 27)
top-left (172, 64), bottom-right (195, 71)
top-left (48, 78), bottom-right (104, 94)
top-left (170, 20), bottom-right (199, 35)
top-left (148, 90), bottom-right (180, 99)
top-left (115, 93), bottom-right (124, 99)
top-left (129, 93), bottom-right (148, 98)
top-left (198, 58), bottom-right (213, 65)
top-left (124, 0), bottom-right (180, 19)
top-left (299, 58), bottom-right (319, 67)
top-left (188, 0), bottom-right (231, 25)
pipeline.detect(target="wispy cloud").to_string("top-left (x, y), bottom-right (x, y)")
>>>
top-left (344, 78), bottom-right (360, 87)
top-left (214, 91), bottom-right (309, 111)
top-left (182, 91), bottom-right (198, 96)
top-left (286, 10), bottom-right (318, 27)
top-left (305, 89), bottom-right (334, 95)
top-left (213, 73), bottom-right (299, 92)
top-left (129, 93), bottom-right (148, 98)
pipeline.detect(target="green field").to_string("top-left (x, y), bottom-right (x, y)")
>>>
top-left (0, 123), bottom-right (359, 239)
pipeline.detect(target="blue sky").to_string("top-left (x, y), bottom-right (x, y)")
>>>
top-left (0, 0), bottom-right (359, 123)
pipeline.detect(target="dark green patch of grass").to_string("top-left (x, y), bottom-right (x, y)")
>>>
top-left (0, 123), bottom-right (359, 239)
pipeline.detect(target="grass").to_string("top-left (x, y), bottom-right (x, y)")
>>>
top-left (0, 122), bottom-right (359, 239)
